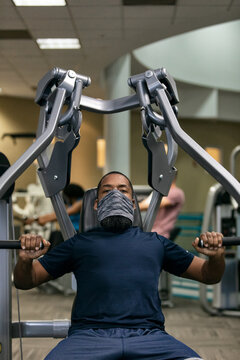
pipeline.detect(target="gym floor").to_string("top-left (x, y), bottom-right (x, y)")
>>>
top-left (12, 286), bottom-right (240, 360)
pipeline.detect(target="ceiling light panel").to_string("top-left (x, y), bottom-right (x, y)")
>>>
top-left (12, 0), bottom-right (66, 6)
top-left (36, 38), bottom-right (81, 49)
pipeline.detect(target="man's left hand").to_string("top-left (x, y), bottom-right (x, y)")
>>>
top-left (192, 231), bottom-right (225, 257)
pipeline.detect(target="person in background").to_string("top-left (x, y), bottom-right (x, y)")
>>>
top-left (138, 177), bottom-right (185, 239)
top-left (13, 183), bottom-right (55, 241)
top-left (25, 183), bottom-right (84, 232)
top-left (62, 183), bottom-right (85, 231)
top-left (25, 183), bottom-right (84, 249)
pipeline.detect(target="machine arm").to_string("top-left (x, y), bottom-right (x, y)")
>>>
top-left (154, 86), bottom-right (240, 204)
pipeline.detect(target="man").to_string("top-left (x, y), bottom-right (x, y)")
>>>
top-left (139, 178), bottom-right (185, 239)
top-left (25, 183), bottom-right (84, 232)
top-left (14, 171), bottom-right (225, 360)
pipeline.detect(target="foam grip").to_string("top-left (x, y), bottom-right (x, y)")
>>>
top-left (198, 237), bottom-right (240, 248)
top-left (0, 240), bottom-right (44, 250)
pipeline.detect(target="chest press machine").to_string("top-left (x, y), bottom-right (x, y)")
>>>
top-left (0, 67), bottom-right (240, 360)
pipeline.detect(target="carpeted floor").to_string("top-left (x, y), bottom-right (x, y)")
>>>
top-left (11, 286), bottom-right (240, 360)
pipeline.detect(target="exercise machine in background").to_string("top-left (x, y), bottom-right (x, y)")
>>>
top-left (0, 68), bottom-right (240, 359)
top-left (200, 145), bottom-right (240, 316)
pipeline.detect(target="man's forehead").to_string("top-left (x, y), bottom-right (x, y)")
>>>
top-left (100, 174), bottom-right (130, 187)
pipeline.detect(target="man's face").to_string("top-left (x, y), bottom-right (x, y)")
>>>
top-left (98, 173), bottom-right (133, 201)
top-left (94, 173), bottom-right (135, 232)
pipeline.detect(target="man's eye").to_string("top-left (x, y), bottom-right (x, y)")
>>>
top-left (121, 190), bottom-right (127, 193)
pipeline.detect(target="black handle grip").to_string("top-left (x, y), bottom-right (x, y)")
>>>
top-left (198, 236), bottom-right (240, 248)
top-left (0, 240), bottom-right (44, 250)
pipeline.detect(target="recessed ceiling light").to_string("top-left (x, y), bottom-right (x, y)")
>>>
top-left (12, 0), bottom-right (66, 6)
top-left (36, 38), bottom-right (81, 49)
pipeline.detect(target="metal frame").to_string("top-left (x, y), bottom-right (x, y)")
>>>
top-left (200, 145), bottom-right (240, 316)
top-left (0, 67), bottom-right (240, 359)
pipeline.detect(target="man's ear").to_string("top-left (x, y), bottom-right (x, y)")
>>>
top-left (132, 198), bottom-right (136, 209)
top-left (94, 199), bottom-right (98, 210)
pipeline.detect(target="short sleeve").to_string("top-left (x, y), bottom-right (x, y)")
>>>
top-left (38, 235), bottom-right (77, 279)
top-left (160, 236), bottom-right (194, 276)
top-left (168, 187), bottom-right (185, 206)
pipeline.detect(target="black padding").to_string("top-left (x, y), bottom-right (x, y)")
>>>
top-left (79, 188), bottom-right (99, 232)
top-left (79, 188), bottom-right (143, 232)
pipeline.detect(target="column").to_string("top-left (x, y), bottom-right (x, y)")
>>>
top-left (103, 54), bottom-right (131, 176)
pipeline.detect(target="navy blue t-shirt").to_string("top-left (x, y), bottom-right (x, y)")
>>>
top-left (38, 227), bottom-right (194, 333)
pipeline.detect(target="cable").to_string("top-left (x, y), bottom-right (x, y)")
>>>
top-left (13, 251), bottom-right (23, 360)
top-left (11, 202), bottom-right (23, 360)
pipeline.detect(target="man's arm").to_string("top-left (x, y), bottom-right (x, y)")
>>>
top-left (37, 199), bottom-right (82, 226)
top-left (181, 232), bottom-right (225, 284)
top-left (14, 234), bottom-right (52, 290)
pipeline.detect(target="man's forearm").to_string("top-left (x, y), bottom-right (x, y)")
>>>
top-left (201, 253), bottom-right (225, 284)
top-left (14, 258), bottom-right (36, 290)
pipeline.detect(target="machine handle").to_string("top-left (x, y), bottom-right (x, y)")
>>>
top-left (198, 237), bottom-right (240, 248)
top-left (0, 240), bottom-right (44, 250)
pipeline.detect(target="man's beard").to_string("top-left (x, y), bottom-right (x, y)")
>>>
top-left (100, 215), bottom-right (132, 233)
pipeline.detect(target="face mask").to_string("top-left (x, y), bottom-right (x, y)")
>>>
top-left (97, 189), bottom-right (134, 224)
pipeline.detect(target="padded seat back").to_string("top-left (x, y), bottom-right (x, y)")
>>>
top-left (79, 188), bottom-right (143, 232)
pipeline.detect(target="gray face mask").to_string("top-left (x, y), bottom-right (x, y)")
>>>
top-left (97, 189), bottom-right (134, 223)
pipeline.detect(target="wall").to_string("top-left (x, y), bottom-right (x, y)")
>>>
top-left (0, 96), bottom-right (39, 191)
top-left (71, 110), bottom-right (103, 190)
top-left (131, 111), bottom-right (240, 212)
top-left (0, 97), bottom-right (103, 193)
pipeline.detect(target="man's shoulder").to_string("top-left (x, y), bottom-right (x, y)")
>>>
top-left (79, 227), bottom-right (108, 237)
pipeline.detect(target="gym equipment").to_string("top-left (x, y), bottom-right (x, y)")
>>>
top-left (198, 236), bottom-right (240, 248)
top-left (0, 67), bottom-right (240, 359)
top-left (0, 240), bottom-right (44, 250)
top-left (200, 145), bottom-right (240, 316)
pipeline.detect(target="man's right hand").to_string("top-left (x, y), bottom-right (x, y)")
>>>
top-left (19, 234), bottom-right (50, 261)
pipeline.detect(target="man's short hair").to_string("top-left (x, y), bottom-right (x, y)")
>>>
top-left (97, 171), bottom-right (134, 198)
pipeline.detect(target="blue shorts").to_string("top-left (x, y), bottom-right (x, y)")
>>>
top-left (45, 328), bottom-right (202, 360)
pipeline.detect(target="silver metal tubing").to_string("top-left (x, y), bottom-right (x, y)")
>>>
top-left (200, 183), bottom-right (221, 315)
top-left (0, 88), bottom-right (66, 199)
top-left (50, 193), bottom-right (76, 240)
top-left (80, 94), bottom-right (140, 114)
top-left (12, 320), bottom-right (71, 339)
top-left (201, 183), bottom-right (222, 233)
top-left (155, 88), bottom-right (240, 204)
top-left (0, 200), bottom-right (12, 359)
top-left (230, 145), bottom-right (240, 178)
top-left (143, 190), bottom-right (163, 232)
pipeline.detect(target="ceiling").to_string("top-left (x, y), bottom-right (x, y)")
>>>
top-left (0, 0), bottom-right (239, 99)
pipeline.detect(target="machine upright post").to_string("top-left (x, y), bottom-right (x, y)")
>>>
top-left (0, 200), bottom-right (12, 360)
